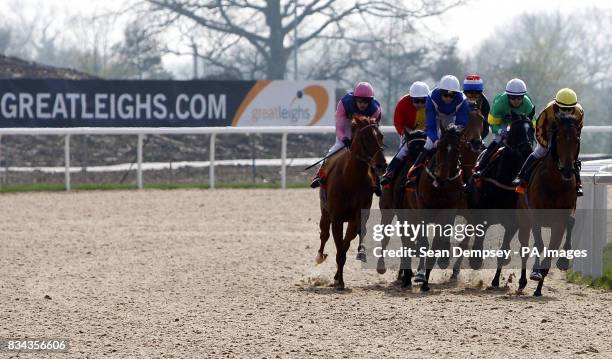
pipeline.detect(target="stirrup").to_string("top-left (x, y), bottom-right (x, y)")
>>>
top-left (310, 177), bottom-right (320, 188)
top-left (576, 186), bottom-right (583, 197)
top-left (380, 175), bottom-right (392, 186)
top-left (515, 182), bottom-right (527, 194)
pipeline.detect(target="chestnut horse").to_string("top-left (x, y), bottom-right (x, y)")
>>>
top-left (315, 117), bottom-right (387, 290)
top-left (405, 125), bottom-right (467, 291)
top-left (517, 114), bottom-right (580, 296)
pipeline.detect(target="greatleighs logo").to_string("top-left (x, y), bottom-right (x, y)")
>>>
top-left (231, 81), bottom-right (330, 126)
top-left (302, 85), bottom-right (329, 126)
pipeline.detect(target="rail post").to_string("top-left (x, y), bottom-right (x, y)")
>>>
top-left (210, 133), bottom-right (216, 189)
top-left (0, 134), bottom-right (2, 189)
top-left (137, 134), bottom-right (144, 189)
top-left (281, 132), bottom-right (287, 189)
top-left (64, 134), bottom-right (71, 191)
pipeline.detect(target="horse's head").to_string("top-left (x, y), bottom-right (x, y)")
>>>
top-left (434, 125), bottom-right (462, 183)
top-left (506, 113), bottom-right (534, 160)
top-left (405, 130), bottom-right (427, 160)
top-left (350, 116), bottom-right (387, 175)
top-left (550, 113), bottom-right (580, 181)
top-left (463, 108), bottom-right (484, 149)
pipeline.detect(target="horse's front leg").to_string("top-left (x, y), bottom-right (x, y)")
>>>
top-left (534, 222), bottom-right (565, 297)
top-left (556, 215), bottom-right (575, 271)
top-left (376, 208), bottom-right (395, 274)
top-left (356, 209), bottom-right (369, 262)
top-left (530, 224), bottom-right (545, 282)
top-left (332, 220), bottom-right (347, 290)
top-left (517, 222), bottom-right (531, 292)
top-left (491, 221), bottom-right (518, 288)
top-left (316, 209), bottom-right (331, 264)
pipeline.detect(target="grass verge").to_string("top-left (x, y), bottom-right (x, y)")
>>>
top-left (0, 181), bottom-right (310, 193)
top-left (567, 242), bottom-right (612, 290)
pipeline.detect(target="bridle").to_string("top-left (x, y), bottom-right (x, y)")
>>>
top-left (505, 120), bottom-right (533, 156)
top-left (352, 123), bottom-right (384, 164)
top-left (426, 130), bottom-right (463, 188)
top-left (550, 117), bottom-right (580, 180)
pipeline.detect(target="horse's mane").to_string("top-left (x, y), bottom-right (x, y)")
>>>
top-left (443, 124), bottom-right (462, 137)
top-left (406, 129), bottom-right (426, 141)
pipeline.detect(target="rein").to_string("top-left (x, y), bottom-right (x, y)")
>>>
top-left (351, 123), bottom-right (384, 164)
top-left (549, 119), bottom-right (580, 179)
top-left (425, 165), bottom-right (462, 188)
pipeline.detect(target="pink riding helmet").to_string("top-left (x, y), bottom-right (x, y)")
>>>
top-left (354, 82), bottom-right (375, 98)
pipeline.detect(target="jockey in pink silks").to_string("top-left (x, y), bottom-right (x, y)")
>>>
top-left (310, 81), bottom-right (383, 193)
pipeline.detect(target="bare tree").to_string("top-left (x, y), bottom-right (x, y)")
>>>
top-left (141, 0), bottom-right (463, 79)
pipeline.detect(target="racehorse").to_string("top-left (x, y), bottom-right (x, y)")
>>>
top-left (517, 114), bottom-right (580, 296)
top-left (405, 125), bottom-right (467, 291)
top-left (460, 114), bottom-right (534, 286)
top-left (315, 116), bottom-right (387, 290)
top-left (377, 130), bottom-right (426, 287)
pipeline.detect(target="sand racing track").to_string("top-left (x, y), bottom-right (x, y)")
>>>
top-left (1, 189), bottom-right (610, 358)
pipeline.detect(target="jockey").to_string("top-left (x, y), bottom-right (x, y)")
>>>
top-left (405, 75), bottom-right (470, 190)
top-left (513, 88), bottom-right (584, 196)
top-left (473, 78), bottom-right (536, 178)
top-left (462, 74), bottom-right (490, 139)
top-left (379, 81), bottom-right (430, 186)
top-left (310, 81), bottom-right (382, 189)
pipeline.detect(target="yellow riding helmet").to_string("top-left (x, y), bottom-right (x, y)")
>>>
top-left (555, 88), bottom-right (578, 108)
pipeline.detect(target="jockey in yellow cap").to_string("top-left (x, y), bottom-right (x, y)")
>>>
top-left (513, 88), bottom-right (584, 196)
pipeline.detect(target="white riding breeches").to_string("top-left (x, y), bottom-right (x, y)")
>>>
top-left (328, 138), bottom-right (345, 154)
top-left (424, 137), bottom-right (437, 151)
top-left (532, 143), bottom-right (548, 159)
top-left (396, 140), bottom-right (409, 161)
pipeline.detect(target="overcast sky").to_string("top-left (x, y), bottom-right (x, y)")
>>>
top-left (2, 0), bottom-right (611, 76)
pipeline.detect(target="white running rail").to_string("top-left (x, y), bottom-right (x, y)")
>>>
top-left (0, 125), bottom-right (611, 190)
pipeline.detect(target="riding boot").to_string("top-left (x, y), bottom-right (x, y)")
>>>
top-left (405, 149), bottom-right (432, 191)
top-left (575, 160), bottom-right (583, 197)
top-left (473, 141), bottom-right (499, 179)
top-left (513, 154), bottom-right (538, 193)
top-left (380, 157), bottom-right (402, 187)
top-left (373, 176), bottom-right (382, 197)
top-left (310, 164), bottom-right (326, 188)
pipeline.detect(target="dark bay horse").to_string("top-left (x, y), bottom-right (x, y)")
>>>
top-left (461, 115), bottom-right (534, 286)
top-left (459, 110), bottom-right (486, 182)
top-left (405, 125), bottom-right (467, 291)
top-left (315, 116), bottom-right (387, 290)
top-left (517, 114), bottom-right (580, 296)
top-left (377, 130), bottom-right (426, 287)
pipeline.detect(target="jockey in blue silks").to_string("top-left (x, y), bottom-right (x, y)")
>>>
top-left (405, 74), bottom-right (470, 190)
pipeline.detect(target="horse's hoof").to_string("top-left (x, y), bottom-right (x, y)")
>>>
top-left (438, 257), bottom-right (450, 269)
top-left (469, 257), bottom-right (483, 270)
top-left (450, 268), bottom-right (460, 281)
top-left (491, 280), bottom-right (500, 288)
top-left (356, 250), bottom-right (367, 262)
top-left (533, 290), bottom-right (542, 297)
top-left (420, 284), bottom-right (430, 292)
top-left (334, 279), bottom-right (345, 291)
top-left (529, 271), bottom-right (543, 281)
top-left (518, 279), bottom-right (527, 290)
top-left (402, 279), bottom-right (411, 289)
top-left (556, 257), bottom-right (570, 271)
top-left (414, 271), bottom-right (426, 283)
top-left (315, 253), bottom-right (328, 264)
top-left (376, 258), bottom-right (386, 274)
